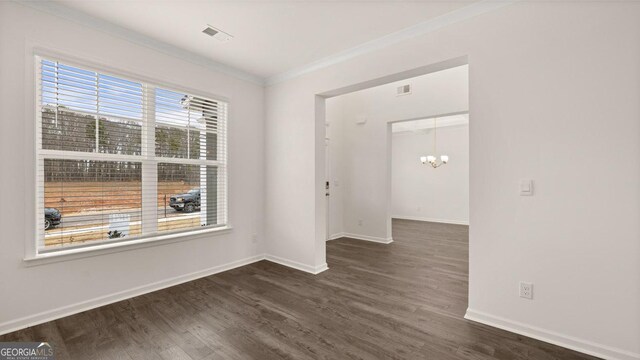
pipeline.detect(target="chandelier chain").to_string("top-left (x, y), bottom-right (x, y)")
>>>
top-left (433, 117), bottom-right (437, 156)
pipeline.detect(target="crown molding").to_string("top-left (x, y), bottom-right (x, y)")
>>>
top-left (392, 118), bottom-right (469, 134)
top-left (266, 0), bottom-right (519, 86)
top-left (14, 0), bottom-right (518, 88)
top-left (12, 0), bottom-right (265, 86)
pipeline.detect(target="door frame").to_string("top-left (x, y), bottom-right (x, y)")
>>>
top-left (314, 56), bottom-right (469, 266)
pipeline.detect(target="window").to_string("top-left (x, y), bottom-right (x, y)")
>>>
top-left (36, 56), bottom-right (228, 254)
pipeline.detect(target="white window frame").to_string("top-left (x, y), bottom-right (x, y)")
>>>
top-left (27, 52), bottom-right (230, 264)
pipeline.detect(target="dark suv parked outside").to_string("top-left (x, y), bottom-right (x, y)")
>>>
top-left (169, 189), bottom-right (201, 213)
top-left (45, 208), bottom-right (61, 230)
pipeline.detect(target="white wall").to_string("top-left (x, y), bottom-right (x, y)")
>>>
top-left (265, 2), bottom-right (640, 359)
top-left (0, 2), bottom-right (265, 334)
top-left (325, 66), bottom-right (468, 240)
top-left (392, 122), bottom-right (469, 224)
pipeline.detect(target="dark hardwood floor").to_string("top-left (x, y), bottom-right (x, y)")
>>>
top-left (1, 219), bottom-right (599, 359)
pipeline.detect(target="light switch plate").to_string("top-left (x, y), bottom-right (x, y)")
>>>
top-left (519, 179), bottom-right (533, 196)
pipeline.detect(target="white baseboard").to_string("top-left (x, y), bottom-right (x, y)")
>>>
top-left (0, 254), bottom-right (266, 336)
top-left (0, 253), bottom-right (332, 336)
top-left (392, 215), bottom-right (469, 225)
top-left (465, 308), bottom-right (640, 360)
top-left (264, 254), bottom-right (329, 275)
top-left (327, 232), bottom-right (345, 241)
top-left (339, 232), bottom-right (394, 244)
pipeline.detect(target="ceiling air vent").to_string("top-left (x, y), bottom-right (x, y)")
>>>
top-left (202, 25), bottom-right (233, 43)
top-left (397, 84), bottom-right (411, 96)
top-left (202, 27), bottom-right (218, 37)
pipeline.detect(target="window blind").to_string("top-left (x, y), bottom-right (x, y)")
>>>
top-left (36, 56), bottom-right (228, 253)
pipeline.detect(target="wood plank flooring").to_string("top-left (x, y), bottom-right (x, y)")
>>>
top-left (1, 219), bottom-right (599, 359)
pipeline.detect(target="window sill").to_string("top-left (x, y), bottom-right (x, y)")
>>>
top-left (23, 226), bottom-right (233, 267)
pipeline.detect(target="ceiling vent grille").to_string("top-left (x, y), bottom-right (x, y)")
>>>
top-left (397, 84), bottom-right (411, 96)
top-left (202, 25), bottom-right (233, 43)
top-left (202, 27), bottom-right (219, 37)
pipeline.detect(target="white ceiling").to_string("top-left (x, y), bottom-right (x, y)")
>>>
top-left (53, 0), bottom-right (476, 79)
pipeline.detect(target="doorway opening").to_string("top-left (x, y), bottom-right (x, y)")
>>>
top-left (317, 57), bottom-right (470, 316)
top-left (321, 62), bottom-right (469, 245)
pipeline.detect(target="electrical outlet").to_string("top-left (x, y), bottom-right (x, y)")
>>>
top-left (519, 282), bottom-right (533, 299)
top-left (357, 219), bottom-right (363, 226)
top-left (251, 234), bottom-right (258, 243)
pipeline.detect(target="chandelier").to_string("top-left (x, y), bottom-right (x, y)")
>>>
top-left (420, 117), bottom-right (449, 168)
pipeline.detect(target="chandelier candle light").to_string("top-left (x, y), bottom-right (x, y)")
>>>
top-left (420, 117), bottom-right (449, 168)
